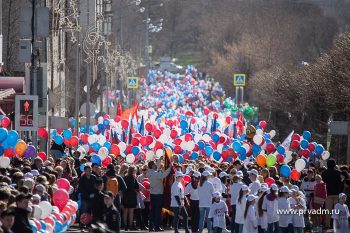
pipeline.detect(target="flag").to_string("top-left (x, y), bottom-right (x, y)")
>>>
top-left (120, 105), bottom-right (138, 121)
top-left (162, 148), bottom-right (175, 216)
top-left (212, 118), bottom-right (217, 132)
top-left (281, 131), bottom-right (294, 150)
top-left (116, 101), bottom-right (122, 117)
top-left (128, 115), bottom-right (133, 144)
top-left (139, 116), bottom-right (144, 135)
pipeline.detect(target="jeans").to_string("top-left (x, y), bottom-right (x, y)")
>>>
top-left (173, 207), bottom-right (189, 232)
top-left (199, 207), bottom-right (212, 233)
top-left (294, 227), bottom-right (304, 233)
top-left (235, 224), bottom-right (243, 233)
top-left (231, 205), bottom-right (236, 233)
top-left (142, 201), bottom-right (150, 227)
top-left (279, 224), bottom-right (293, 233)
top-left (190, 200), bottom-right (200, 232)
top-left (267, 222), bottom-right (279, 233)
top-left (213, 227), bottom-right (223, 233)
top-left (150, 194), bottom-right (163, 229)
top-left (324, 195), bottom-right (338, 228)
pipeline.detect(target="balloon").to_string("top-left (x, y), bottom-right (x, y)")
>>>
top-left (253, 135), bottom-right (264, 146)
top-left (91, 154), bottom-right (102, 165)
top-left (91, 142), bottom-right (101, 152)
top-left (14, 140), bottom-right (27, 156)
top-left (259, 121), bottom-right (267, 128)
top-left (1, 117), bottom-right (10, 128)
top-left (291, 134), bottom-right (301, 142)
top-left (23, 145), bottom-right (36, 159)
top-left (121, 120), bottom-right (129, 129)
top-left (146, 150), bottom-right (154, 160)
top-left (170, 130), bottom-right (178, 139)
top-left (80, 163), bottom-right (86, 172)
top-left (57, 178), bottom-right (70, 192)
top-left (300, 140), bottom-right (309, 149)
top-left (39, 201), bottom-right (52, 219)
top-left (102, 156), bottom-right (112, 167)
top-left (280, 165), bottom-right (291, 177)
top-left (126, 154), bottom-right (135, 164)
top-left (295, 159), bottom-right (306, 172)
top-left (322, 151), bottom-right (330, 160)
top-left (277, 146), bottom-right (285, 155)
top-left (98, 147), bottom-right (109, 160)
top-left (290, 169), bottom-right (301, 181)
top-left (54, 135), bottom-right (64, 145)
top-left (88, 134), bottom-right (97, 144)
top-left (180, 120), bottom-right (188, 129)
top-left (81, 134), bottom-right (89, 144)
top-left (0, 128), bottom-right (8, 142)
top-left (132, 146), bottom-right (140, 155)
top-left (7, 130), bottom-right (19, 146)
top-left (315, 144), bottom-right (325, 155)
top-left (0, 157), bottom-right (10, 168)
top-left (256, 154), bottom-right (266, 167)
top-left (38, 128), bottom-right (49, 139)
top-left (53, 189), bottom-right (69, 211)
top-left (103, 119), bottom-right (110, 126)
top-left (63, 129), bottom-right (72, 139)
top-left (266, 154), bottom-right (277, 167)
top-left (266, 143), bottom-right (276, 153)
top-left (213, 151), bottom-right (221, 161)
top-left (233, 141), bottom-right (241, 152)
top-left (70, 136), bottom-right (79, 147)
top-left (3, 148), bottom-right (14, 158)
top-left (110, 144), bottom-right (120, 157)
top-left (190, 152), bottom-right (199, 160)
top-left (38, 152), bottom-right (47, 161)
top-left (302, 131), bottom-right (311, 140)
top-left (33, 205), bottom-right (42, 219)
top-left (104, 141), bottom-right (111, 151)
top-left (204, 146), bottom-right (213, 156)
top-left (265, 177), bottom-right (275, 187)
top-left (291, 140), bottom-right (300, 149)
top-left (269, 130), bottom-right (276, 139)
top-left (276, 154), bottom-right (284, 163)
top-left (183, 175), bottom-right (191, 184)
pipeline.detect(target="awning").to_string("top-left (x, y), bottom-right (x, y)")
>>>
top-left (0, 77), bottom-right (25, 114)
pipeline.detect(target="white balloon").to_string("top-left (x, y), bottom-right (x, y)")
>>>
top-left (322, 151), bottom-right (330, 160)
top-left (156, 149), bottom-right (163, 158)
top-left (98, 116), bottom-right (104, 124)
top-left (159, 134), bottom-right (168, 144)
top-left (180, 141), bottom-right (187, 150)
top-left (203, 134), bottom-right (211, 142)
top-left (88, 135), bottom-right (97, 144)
top-left (77, 146), bottom-right (86, 156)
top-left (242, 143), bottom-right (250, 153)
top-left (269, 130), bottom-right (276, 139)
top-left (120, 152), bottom-right (126, 158)
top-left (284, 155), bottom-right (292, 164)
top-left (253, 135), bottom-right (263, 145)
top-left (46, 223), bottom-right (54, 233)
top-left (33, 205), bottom-right (42, 219)
top-left (187, 141), bottom-right (195, 151)
top-left (146, 150), bottom-right (155, 160)
top-left (39, 201), bottom-right (52, 219)
top-left (97, 135), bottom-right (106, 146)
top-left (126, 154), bottom-right (135, 164)
top-left (256, 129), bottom-right (263, 135)
top-left (98, 147), bottom-right (109, 160)
top-left (217, 144), bottom-right (224, 153)
top-left (163, 128), bottom-right (171, 136)
top-left (261, 142), bottom-right (267, 150)
top-left (149, 141), bottom-right (156, 149)
top-left (118, 142), bottom-right (127, 152)
top-left (295, 159), bottom-right (306, 172)
top-left (0, 157), bottom-right (10, 168)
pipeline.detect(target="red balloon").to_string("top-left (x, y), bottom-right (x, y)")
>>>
top-left (70, 136), bottom-right (79, 147)
top-left (4, 148), bottom-right (15, 158)
top-left (291, 134), bottom-right (301, 142)
top-left (259, 121), bottom-right (267, 128)
top-left (38, 152), bottom-right (47, 161)
top-left (38, 128), bottom-right (49, 139)
top-left (33, 219), bottom-right (41, 231)
top-left (103, 114), bottom-right (110, 119)
top-left (213, 113), bottom-right (218, 119)
top-left (276, 154), bottom-right (284, 163)
top-left (221, 150), bottom-right (229, 161)
top-left (291, 140), bottom-right (300, 149)
top-left (265, 177), bottom-right (276, 187)
top-left (154, 141), bottom-right (164, 151)
top-left (131, 138), bottom-right (139, 146)
top-left (53, 189), bottom-right (69, 211)
top-left (51, 212), bottom-right (64, 223)
top-left (80, 134), bottom-right (89, 144)
top-left (126, 145), bottom-right (133, 154)
top-left (145, 123), bottom-right (153, 132)
top-left (185, 134), bottom-right (193, 142)
top-left (203, 107), bottom-right (210, 115)
top-left (142, 180), bottom-right (150, 189)
top-left (64, 138), bottom-right (71, 147)
top-left (266, 143), bottom-right (276, 153)
top-left (291, 169), bottom-right (301, 181)
top-left (56, 129), bottom-right (63, 134)
top-left (308, 143), bottom-right (316, 151)
top-left (121, 120), bottom-right (129, 129)
top-left (152, 130), bottom-right (162, 139)
top-left (44, 217), bottom-right (55, 227)
top-left (140, 137), bottom-right (147, 146)
top-left (183, 175), bottom-right (191, 184)
top-left (114, 116), bottom-right (121, 122)
top-left (170, 130), bottom-right (178, 139)
top-left (56, 178), bottom-right (70, 192)
top-left (300, 149), bottom-right (310, 158)
top-left (1, 117), bottom-right (11, 128)
top-left (110, 144), bottom-right (120, 157)
top-left (102, 156), bottom-right (112, 167)
top-left (174, 138), bottom-right (182, 145)
top-left (146, 135), bottom-right (154, 145)
top-left (226, 116), bottom-right (231, 124)
top-left (174, 145), bottom-right (182, 154)
top-left (190, 118), bottom-right (196, 124)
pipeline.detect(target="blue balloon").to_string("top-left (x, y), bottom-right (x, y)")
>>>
top-left (178, 155), bottom-right (183, 164)
top-left (0, 128), bottom-right (8, 143)
top-left (226, 157), bottom-right (233, 162)
top-left (239, 147), bottom-right (246, 156)
top-left (54, 135), bottom-right (64, 145)
top-left (252, 144), bottom-right (261, 154)
top-left (180, 120), bottom-right (188, 129)
top-left (204, 146), bottom-right (213, 156)
top-left (103, 119), bottom-right (110, 126)
top-left (80, 163), bottom-right (86, 172)
top-left (190, 152), bottom-right (199, 160)
top-left (29, 220), bottom-right (37, 232)
top-left (280, 165), bottom-right (291, 178)
top-left (132, 146), bottom-right (140, 155)
top-left (71, 118), bottom-right (77, 126)
top-left (315, 144), bottom-right (324, 155)
top-left (213, 151), bottom-right (221, 161)
top-left (7, 130), bottom-right (19, 146)
top-left (104, 141), bottom-right (111, 151)
top-left (303, 131), bottom-right (311, 141)
top-left (238, 153), bottom-right (246, 161)
top-left (300, 140), bottom-right (309, 149)
top-left (0, 146), bottom-right (4, 156)
top-left (54, 220), bottom-right (64, 233)
top-left (63, 129), bottom-right (72, 139)
top-left (91, 154), bottom-right (102, 165)
top-left (92, 142), bottom-right (101, 152)
top-left (98, 123), bottom-right (105, 131)
top-left (233, 141), bottom-right (242, 152)
top-left (256, 125), bottom-right (262, 130)
top-left (198, 141), bottom-right (205, 150)
top-left (277, 145), bottom-right (285, 155)
top-left (40, 220), bottom-right (47, 230)
top-left (212, 134), bottom-right (220, 143)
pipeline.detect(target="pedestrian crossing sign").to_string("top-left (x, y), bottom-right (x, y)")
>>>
top-left (233, 74), bottom-right (246, 87)
top-left (127, 77), bottom-right (139, 89)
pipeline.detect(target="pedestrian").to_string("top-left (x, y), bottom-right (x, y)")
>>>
top-left (103, 191), bottom-right (121, 233)
top-left (310, 175), bottom-right (327, 226)
top-left (262, 184), bottom-right (279, 233)
top-left (229, 173), bottom-right (243, 233)
top-left (122, 166), bottom-right (139, 231)
top-left (242, 194), bottom-right (258, 233)
top-left (91, 178), bottom-right (106, 223)
top-left (300, 169), bottom-right (316, 208)
top-left (235, 185), bottom-right (249, 233)
top-left (248, 169), bottom-right (261, 195)
top-left (257, 186), bottom-right (268, 233)
top-left (171, 171), bottom-right (190, 233)
top-left (289, 188), bottom-right (306, 233)
top-left (209, 192), bottom-right (228, 233)
top-left (332, 193), bottom-right (350, 233)
top-left (198, 170), bottom-right (215, 233)
top-left (0, 209), bottom-right (15, 233)
top-left (185, 171), bottom-right (200, 233)
top-left (278, 186), bottom-right (292, 233)
top-left (11, 193), bottom-right (33, 233)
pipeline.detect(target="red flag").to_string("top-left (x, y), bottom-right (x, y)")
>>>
top-left (162, 148), bottom-right (175, 215)
top-left (120, 106), bottom-right (138, 121)
top-left (116, 101), bottom-right (122, 117)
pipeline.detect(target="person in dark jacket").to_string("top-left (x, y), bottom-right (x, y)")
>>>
top-left (92, 178), bottom-right (106, 223)
top-left (122, 166), bottom-right (139, 231)
top-left (104, 191), bottom-right (120, 233)
top-left (1, 209), bottom-right (15, 233)
top-left (103, 165), bottom-right (127, 212)
top-left (232, 160), bottom-right (250, 185)
top-left (321, 159), bottom-right (342, 228)
top-left (11, 193), bottom-right (33, 233)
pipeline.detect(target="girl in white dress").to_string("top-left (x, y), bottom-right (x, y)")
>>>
top-left (332, 193), bottom-right (350, 233)
top-left (242, 194), bottom-right (258, 233)
top-left (235, 185), bottom-right (249, 233)
top-left (209, 192), bottom-right (228, 233)
top-left (262, 184), bottom-right (279, 233)
top-left (278, 186), bottom-right (292, 233)
top-left (288, 188), bottom-right (306, 233)
top-left (257, 186), bottom-right (268, 233)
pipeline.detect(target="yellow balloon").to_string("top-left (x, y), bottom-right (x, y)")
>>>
top-left (15, 140), bottom-right (27, 157)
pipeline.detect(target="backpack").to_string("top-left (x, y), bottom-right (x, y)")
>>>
top-left (106, 177), bottom-right (119, 196)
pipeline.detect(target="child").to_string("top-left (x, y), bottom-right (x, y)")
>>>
top-left (257, 185), bottom-right (268, 233)
top-left (289, 188), bottom-right (306, 233)
top-left (230, 174), bottom-right (243, 233)
top-left (310, 175), bottom-right (327, 227)
top-left (332, 193), bottom-right (350, 233)
top-left (209, 192), bottom-right (228, 233)
top-left (262, 184), bottom-right (279, 233)
top-left (235, 185), bottom-right (250, 233)
top-left (242, 194), bottom-right (258, 233)
top-left (278, 186), bottom-right (292, 233)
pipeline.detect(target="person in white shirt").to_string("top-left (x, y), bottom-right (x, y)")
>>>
top-left (185, 171), bottom-right (201, 233)
top-left (300, 169), bottom-right (316, 207)
top-left (207, 167), bottom-right (223, 194)
top-left (198, 171), bottom-right (215, 233)
top-left (235, 185), bottom-right (250, 233)
top-left (332, 193), bottom-right (350, 233)
top-left (171, 171), bottom-right (190, 233)
top-left (288, 188), bottom-right (306, 233)
top-left (248, 169), bottom-right (261, 196)
top-left (242, 194), bottom-right (258, 233)
top-left (209, 192), bottom-right (228, 233)
top-left (230, 174), bottom-right (243, 233)
top-left (262, 184), bottom-right (279, 233)
top-left (278, 186), bottom-right (292, 233)
top-left (257, 186), bottom-right (268, 233)
top-left (219, 172), bottom-right (229, 199)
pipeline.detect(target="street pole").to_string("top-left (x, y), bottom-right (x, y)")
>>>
top-left (31, 0), bottom-right (38, 149)
top-left (145, 1), bottom-right (150, 70)
top-left (74, 30), bottom-right (81, 134)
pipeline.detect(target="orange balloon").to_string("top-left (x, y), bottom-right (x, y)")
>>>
top-left (14, 140), bottom-right (27, 156)
top-left (256, 154), bottom-right (267, 167)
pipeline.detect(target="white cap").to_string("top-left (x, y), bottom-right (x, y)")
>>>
top-left (206, 167), bottom-right (215, 173)
top-left (32, 194), bottom-right (41, 201)
top-left (280, 186), bottom-right (290, 193)
top-left (175, 171), bottom-right (184, 178)
top-left (247, 194), bottom-right (258, 202)
top-left (24, 172), bottom-right (34, 179)
top-left (261, 183), bottom-right (268, 188)
top-left (339, 193), bottom-right (347, 199)
top-left (236, 171), bottom-right (244, 177)
top-left (270, 184), bottom-right (278, 191)
top-left (185, 166), bottom-right (193, 175)
top-left (241, 185), bottom-right (249, 192)
top-left (260, 186), bottom-right (268, 192)
top-left (31, 170), bottom-right (40, 176)
top-left (192, 171), bottom-right (201, 178)
top-left (248, 169), bottom-right (258, 176)
top-left (202, 171), bottom-right (211, 177)
top-left (291, 185), bottom-right (299, 192)
top-left (219, 172), bottom-right (229, 178)
top-left (213, 191), bottom-right (222, 199)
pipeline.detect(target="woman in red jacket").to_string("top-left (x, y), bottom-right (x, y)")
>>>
top-left (311, 175), bottom-right (327, 226)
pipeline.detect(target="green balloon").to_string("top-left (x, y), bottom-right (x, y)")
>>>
top-left (266, 154), bottom-right (277, 167)
top-left (243, 106), bottom-right (254, 119)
